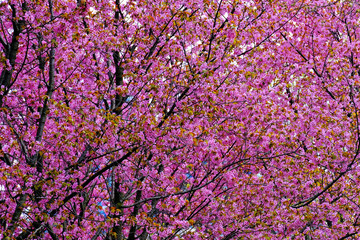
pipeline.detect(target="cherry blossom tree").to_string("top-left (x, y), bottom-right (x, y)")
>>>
top-left (1, 0), bottom-right (360, 239)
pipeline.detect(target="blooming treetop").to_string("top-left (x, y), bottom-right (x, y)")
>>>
top-left (1, 0), bottom-right (360, 239)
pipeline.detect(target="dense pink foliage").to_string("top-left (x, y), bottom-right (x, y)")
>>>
top-left (1, 0), bottom-right (360, 239)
